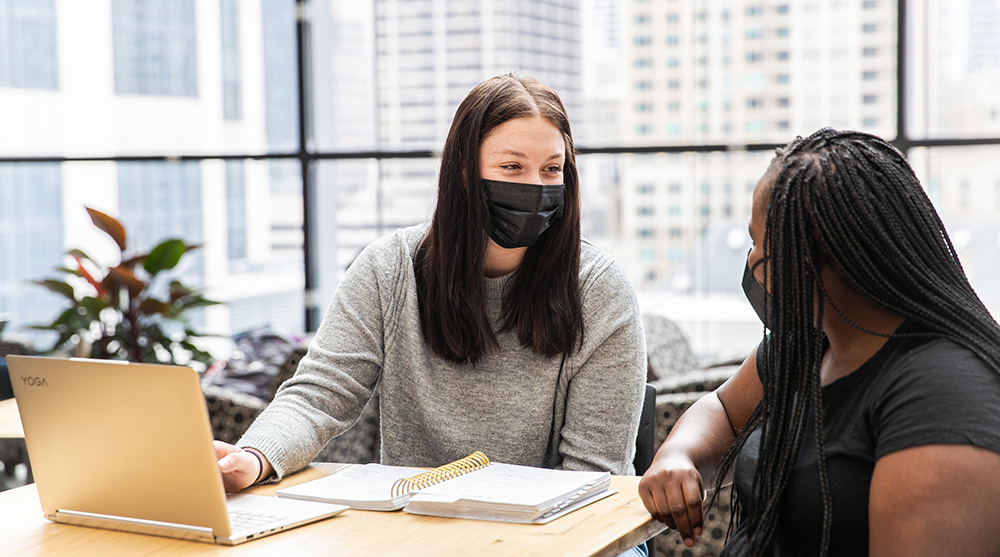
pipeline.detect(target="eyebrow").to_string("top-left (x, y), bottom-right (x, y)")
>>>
top-left (490, 149), bottom-right (564, 162)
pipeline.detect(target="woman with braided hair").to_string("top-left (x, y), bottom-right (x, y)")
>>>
top-left (639, 128), bottom-right (1000, 556)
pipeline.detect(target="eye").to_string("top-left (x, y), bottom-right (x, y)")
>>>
top-left (545, 165), bottom-right (562, 174)
top-left (500, 163), bottom-right (521, 170)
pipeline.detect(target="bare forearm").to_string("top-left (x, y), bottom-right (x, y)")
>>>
top-left (641, 354), bottom-right (759, 545)
top-left (655, 392), bottom-right (736, 484)
top-left (640, 391), bottom-right (736, 546)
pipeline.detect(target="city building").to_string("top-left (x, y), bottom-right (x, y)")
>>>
top-left (327, 0), bottom-right (584, 272)
top-left (0, 0), bottom-right (305, 354)
top-left (615, 0), bottom-right (896, 292)
top-left (1, 0), bottom-right (997, 365)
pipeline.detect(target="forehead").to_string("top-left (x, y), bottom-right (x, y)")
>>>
top-left (748, 166), bottom-right (778, 244)
top-left (481, 116), bottom-right (564, 155)
top-left (751, 170), bottom-right (775, 215)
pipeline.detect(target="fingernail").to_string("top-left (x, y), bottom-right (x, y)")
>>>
top-left (694, 526), bottom-right (703, 536)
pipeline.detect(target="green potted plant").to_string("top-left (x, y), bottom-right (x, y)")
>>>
top-left (31, 207), bottom-right (219, 367)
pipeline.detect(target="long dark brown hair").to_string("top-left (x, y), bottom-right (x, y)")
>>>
top-left (413, 74), bottom-right (584, 365)
top-left (713, 128), bottom-right (1000, 555)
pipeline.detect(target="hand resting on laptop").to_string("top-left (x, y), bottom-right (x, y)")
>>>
top-left (216, 440), bottom-right (273, 492)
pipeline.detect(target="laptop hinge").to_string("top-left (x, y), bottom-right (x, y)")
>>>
top-left (54, 509), bottom-right (217, 543)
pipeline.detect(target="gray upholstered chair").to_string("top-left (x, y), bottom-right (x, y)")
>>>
top-left (0, 341), bottom-right (36, 490)
top-left (644, 314), bottom-right (700, 382)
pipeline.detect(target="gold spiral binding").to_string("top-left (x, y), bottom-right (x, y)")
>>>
top-left (390, 451), bottom-right (491, 498)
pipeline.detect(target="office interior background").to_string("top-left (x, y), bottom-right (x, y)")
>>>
top-left (1, 0), bottom-right (999, 367)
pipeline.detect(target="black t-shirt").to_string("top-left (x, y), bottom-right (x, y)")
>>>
top-left (721, 321), bottom-right (1000, 556)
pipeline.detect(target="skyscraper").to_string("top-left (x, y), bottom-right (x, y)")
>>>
top-left (615, 0), bottom-right (896, 291)
top-left (329, 0), bottom-right (583, 267)
top-left (0, 0), bottom-right (305, 350)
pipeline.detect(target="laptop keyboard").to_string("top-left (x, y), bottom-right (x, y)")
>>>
top-left (228, 508), bottom-right (287, 532)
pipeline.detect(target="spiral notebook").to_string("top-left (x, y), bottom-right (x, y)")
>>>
top-left (276, 452), bottom-right (615, 524)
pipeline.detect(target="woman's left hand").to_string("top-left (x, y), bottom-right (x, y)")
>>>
top-left (214, 440), bottom-right (262, 493)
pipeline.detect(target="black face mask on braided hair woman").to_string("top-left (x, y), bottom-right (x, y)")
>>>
top-left (742, 252), bottom-right (770, 330)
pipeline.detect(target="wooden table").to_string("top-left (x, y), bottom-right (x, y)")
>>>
top-left (0, 463), bottom-right (665, 556)
top-left (0, 398), bottom-right (24, 439)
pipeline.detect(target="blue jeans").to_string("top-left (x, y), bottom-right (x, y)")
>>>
top-left (617, 543), bottom-right (649, 557)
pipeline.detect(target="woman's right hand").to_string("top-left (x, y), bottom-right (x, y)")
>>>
top-left (638, 451), bottom-right (705, 548)
top-left (214, 440), bottom-right (261, 493)
top-left (638, 350), bottom-right (762, 548)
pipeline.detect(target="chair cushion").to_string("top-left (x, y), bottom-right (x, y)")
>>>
top-left (643, 314), bottom-right (700, 381)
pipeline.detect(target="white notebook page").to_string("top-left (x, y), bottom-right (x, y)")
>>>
top-left (412, 463), bottom-right (609, 505)
top-left (281, 464), bottom-right (423, 503)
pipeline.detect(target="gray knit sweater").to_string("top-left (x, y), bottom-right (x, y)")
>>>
top-left (238, 224), bottom-right (646, 478)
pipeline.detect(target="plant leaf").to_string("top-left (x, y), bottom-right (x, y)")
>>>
top-left (138, 298), bottom-right (172, 316)
top-left (51, 307), bottom-right (89, 331)
top-left (57, 266), bottom-right (83, 277)
top-left (32, 279), bottom-right (76, 300)
top-left (86, 207), bottom-right (127, 252)
top-left (181, 340), bottom-right (215, 368)
top-left (106, 283), bottom-right (121, 309)
top-left (183, 328), bottom-right (223, 338)
top-left (106, 265), bottom-right (146, 300)
top-left (120, 254), bottom-right (146, 270)
top-left (32, 307), bottom-right (90, 353)
top-left (49, 307), bottom-right (81, 328)
top-left (68, 248), bottom-right (93, 261)
top-left (144, 239), bottom-right (187, 274)
top-left (178, 298), bottom-right (222, 311)
top-left (144, 325), bottom-right (174, 361)
top-left (168, 280), bottom-right (195, 301)
top-left (73, 254), bottom-right (107, 297)
top-left (79, 296), bottom-right (107, 318)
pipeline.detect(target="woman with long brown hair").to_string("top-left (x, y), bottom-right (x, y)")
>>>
top-left (215, 75), bottom-right (647, 504)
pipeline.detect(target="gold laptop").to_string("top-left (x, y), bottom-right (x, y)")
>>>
top-left (7, 355), bottom-right (347, 545)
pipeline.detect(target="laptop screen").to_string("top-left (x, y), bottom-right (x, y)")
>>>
top-left (8, 356), bottom-right (232, 535)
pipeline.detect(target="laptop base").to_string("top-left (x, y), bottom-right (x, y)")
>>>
top-left (54, 509), bottom-right (216, 543)
top-left (51, 494), bottom-right (349, 545)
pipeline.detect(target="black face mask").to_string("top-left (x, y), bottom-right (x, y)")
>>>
top-left (482, 178), bottom-right (565, 249)
top-left (742, 255), bottom-right (771, 329)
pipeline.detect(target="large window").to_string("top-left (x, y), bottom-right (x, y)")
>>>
top-left (0, 163), bottom-right (63, 337)
top-left (907, 0), bottom-right (1000, 139)
top-left (1, 0), bottom-right (997, 366)
top-left (118, 161), bottom-right (204, 255)
top-left (226, 160), bottom-right (247, 261)
top-left (0, 0), bottom-right (59, 90)
top-left (220, 0), bottom-right (242, 121)
top-left (112, 0), bottom-right (198, 96)
top-left (262, 0), bottom-right (299, 153)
